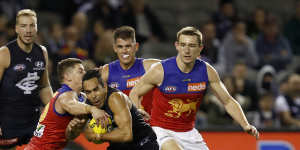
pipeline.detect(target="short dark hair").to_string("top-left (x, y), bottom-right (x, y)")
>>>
top-left (57, 58), bottom-right (82, 83)
top-left (82, 69), bottom-right (104, 87)
top-left (177, 26), bottom-right (203, 46)
top-left (113, 26), bottom-right (136, 43)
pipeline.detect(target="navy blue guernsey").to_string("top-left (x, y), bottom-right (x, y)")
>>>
top-left (0, 39), bottom-right (46, 138)
top-left (100, 87), bottom-right (155, 149)
top-left (284, 95), bottom-right (300, 119)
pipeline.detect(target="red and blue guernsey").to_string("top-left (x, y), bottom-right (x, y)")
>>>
top-left (25, 84), bottom-right (85, 150)
top-left (108, 58), bottom-right (154, 115)
top-left (151, 57), bottom-right (208, 132)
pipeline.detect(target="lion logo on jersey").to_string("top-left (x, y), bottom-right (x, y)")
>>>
top-left (164, 99), bottom-right (197, 118)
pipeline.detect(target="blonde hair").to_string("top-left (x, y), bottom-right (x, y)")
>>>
top-left (16, 9), bottom-right (37, 24)
top-left (176, 26), bottom-right (203, 46)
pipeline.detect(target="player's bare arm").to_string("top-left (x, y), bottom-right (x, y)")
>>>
top-left (104, 92), bottom-right (133, 142)
top-left (142, 59), bottom-right (161, 72)
top-left (0, 46), bottom-right (10, 81)
top-left (206, 62), bottom-right (259, 139)
top-left (57, 91), bottom-right (109, 126)
top-left (129, 62), bottom-right (164, 109)
top-left (100, 64), bottom-right (109, 83)
top-left (39, 46), bottom-right (53, 105)
top-left (65, 92), bottom-right (89, 140)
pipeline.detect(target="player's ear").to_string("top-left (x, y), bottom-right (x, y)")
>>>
top-left (199, 44), bottom-right (204, 53)
top-left (175, 41), bottom-right (180, 52)
top-left (64, 71), bottom-right (72, 82)
top-left (15, 24), bottom-right (19, 34)
top-left (135, 42), bottom-right (139, 52)
top-left (113, 43), bottom-right (118, 53)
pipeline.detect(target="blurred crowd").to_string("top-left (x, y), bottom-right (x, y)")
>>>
top-left (0, 0), bottom-right (300, 130)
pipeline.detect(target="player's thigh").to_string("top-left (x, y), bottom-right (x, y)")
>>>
top-left (161, 139), bottom-right (183, 150)
top-left (175, 128), bottom-right (209, 150)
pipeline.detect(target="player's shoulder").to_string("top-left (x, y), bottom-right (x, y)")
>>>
top-left (108, 91), bottom-right (129, 108)
top-left (110, 90), bottom-right (124, 99)
top-left (102, 64), bottom-right (109, 72)
top-left (143, 58), bottom-right (161, 71)
top-left (0, 46), bottom-right (10, 67)
top-left (203, 61), bottom-right (221, 82)
top-left (203, 61), bottom-right (215, 73)
top-left (38, 45), bottom-right (48, 54)
top-left (101, 64), bottom-right (109, 82)
top-left (0, 45), bottom-right (9, 54)
top-left (58, 91), bottom-right (77, 101)
top-left (143, 58), bottom-right (161, 64)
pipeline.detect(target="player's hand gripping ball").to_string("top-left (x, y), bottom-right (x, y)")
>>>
top-left (88, 118), bottom-right (112, 134)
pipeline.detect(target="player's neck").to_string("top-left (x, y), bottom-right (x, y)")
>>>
top-left (176, 56), bottom-right (195, 73)
top-left (64, 82), bottom-right (81, 94)
top-left (17, 37), bottom-right (33, 53)
top-left (120, 58), bottom-right (136, 70)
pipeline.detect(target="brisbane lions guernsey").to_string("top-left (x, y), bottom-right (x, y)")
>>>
top-left (151, 57), bottom-right (209, 132)
top-left (25, 84), bottom-right (85, 150)
top-left (108, 58), bottom-right (154, 115)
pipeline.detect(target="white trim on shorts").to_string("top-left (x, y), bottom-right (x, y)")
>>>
top-left (152, 126), bottom-right (209, 150)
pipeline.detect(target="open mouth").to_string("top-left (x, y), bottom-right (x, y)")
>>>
top-left (122, 54), bottom-right (129, 59)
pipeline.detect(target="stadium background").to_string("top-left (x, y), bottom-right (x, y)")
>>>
top-left (0, 0), bottom-right (299, 149)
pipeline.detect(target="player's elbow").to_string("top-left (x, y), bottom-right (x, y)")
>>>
top-left (122, 130), bottom-right (133, 142)
top-left (129, 89), bottom-right (136, 99)
top-left (129, 90), bottom-right (139, 103)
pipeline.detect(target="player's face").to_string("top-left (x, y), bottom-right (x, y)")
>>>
top-left (113, 38), bottom-right (138, 66)
top-left (83, 78), bottom-right (107, 108)
top-left (175, 35), bottom-right (203, 65)
top-left (15, 15), bottom-right (37, 45)
top-left (69, 64), bottom-right (86, 89)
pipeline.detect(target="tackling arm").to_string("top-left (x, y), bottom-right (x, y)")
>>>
top-left (65, 116), bottom-right (88, 140)
top-left (58, 92), bottom-right (109, 126)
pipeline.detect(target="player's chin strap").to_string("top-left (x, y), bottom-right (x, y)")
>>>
top-left (0, 138), bottom-right (18, 146)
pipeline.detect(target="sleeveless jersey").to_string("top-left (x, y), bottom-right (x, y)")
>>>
top-left (0, 39), bottom-right (46, 138)
top-left (151, 57), bottom-right (209, 132)
top-left (101, 87), bottom-right (155, 149)
top-left (26, 84), bottom-right (85, 150)
top-left (108, 58), bottom-right (154, 115)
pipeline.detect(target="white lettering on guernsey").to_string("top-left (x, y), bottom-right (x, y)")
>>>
top-left (16, 72), bottom-right (40, 94)
top-left (164, 86), bottom-right (177, 92)
top-left (13, 64), bottom-right (26, 71)
top-left (109, 82), bottom-right (120, 88)
top-left (126, 77), bottom-right (140, 88)
top-left (187, 82), bottom-right (206, 92)
top-left (34, 123), bottom-right (45, 138)
top-left (33, 61), bottom-right (45, 70)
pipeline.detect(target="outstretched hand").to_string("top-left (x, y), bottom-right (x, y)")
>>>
top-left (90, 107), bottom-right (110, 127)
top-left (67, 117), bottom-right (86, 133)
top-left (243, 124), bottom-right (259, 140)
